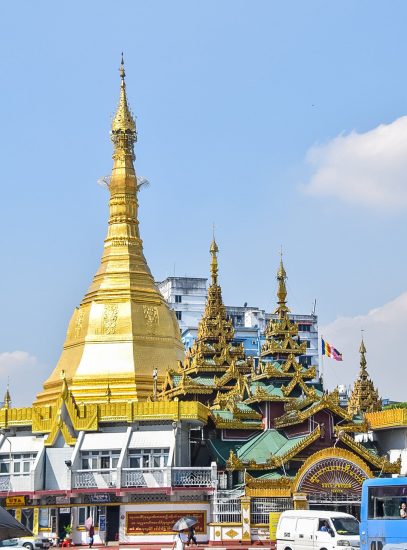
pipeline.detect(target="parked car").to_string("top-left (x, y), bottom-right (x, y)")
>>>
top-left (276, 510), bottom-right (360, 550)
top-left (0, 540), bottom-right (26, 549)
top-left (16, 539), bottom-right (50, 550)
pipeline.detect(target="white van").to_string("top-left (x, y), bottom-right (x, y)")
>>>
top-left (276, 510), bottom-right (360, 550)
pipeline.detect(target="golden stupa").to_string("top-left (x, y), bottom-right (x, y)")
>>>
top-left (36, 57), bottom-right (184, 406)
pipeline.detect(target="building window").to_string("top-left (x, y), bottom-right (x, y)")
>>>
top-left (78, 506), bottom-right (101, 527)
top-left (298, 324), bottom-right (311, 332)
top-left (299, 355), bottom-right (312, 366)
top-left (81, 450), bottom-right (120, 470)
top-left (175, 311), bottom-right (182, 321)
top-left (0, 453), bottom-right (37, 475)
top-left (175, 295), bottom-right (182, 303)
top-left (128, 448), bottom-right (169, 469)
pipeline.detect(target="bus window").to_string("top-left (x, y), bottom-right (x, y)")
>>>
top-left (368, 486), bottom-right (407, 519)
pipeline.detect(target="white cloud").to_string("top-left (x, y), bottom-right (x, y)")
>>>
top-left (0, 351), bottom-right (48, 407)
top-left (302, 116), bottom-right (407, 210)
top-left (322, 292), bottom-right (407, 402)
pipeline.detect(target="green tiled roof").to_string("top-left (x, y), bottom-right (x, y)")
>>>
top-left (236, 429), bottom-right (309, 463)
top-left (207, 438), bottom-right (243, 465)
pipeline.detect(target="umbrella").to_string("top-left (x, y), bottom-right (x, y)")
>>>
top-left (0, 506), bottom-right (33, 540)
top-left (172, 516), bottom-right (198, 531)
top-left (85, 517), bottom-right (93, 531)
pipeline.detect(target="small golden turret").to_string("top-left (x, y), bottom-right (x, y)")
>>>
top-left (3, 387), bottom-right (11, 409)
top-left (348, 339), bottom-right (381, 416)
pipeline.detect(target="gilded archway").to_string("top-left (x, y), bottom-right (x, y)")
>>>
top-left (293, 447), bottom-right (373, 498)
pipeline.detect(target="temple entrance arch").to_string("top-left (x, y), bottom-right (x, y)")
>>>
top-left (293, 447), bottom-right (373, 514)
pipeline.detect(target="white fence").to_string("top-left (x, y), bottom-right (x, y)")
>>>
top-left (212, 498), bottom-right (242, 523)
top-left (251, 497), bottom-right (293, 524)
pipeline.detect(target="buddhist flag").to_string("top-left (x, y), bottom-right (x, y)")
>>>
top-left (321, 338), bottom-right (343, 361)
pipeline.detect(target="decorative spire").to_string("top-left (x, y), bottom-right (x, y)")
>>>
top-left (348, 338), bottom-right (381, 416)
top-left (275, 254), bottom-right (289, 318)
top-left (210, 237), bottom-right (219, 285)
top-left (359, 339), bottom-right (367, 371)
top-left (111, 53), bottom-right (137, 160)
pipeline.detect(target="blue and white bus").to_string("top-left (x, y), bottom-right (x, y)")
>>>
top-left (360, 477), bottom-right (407, 550)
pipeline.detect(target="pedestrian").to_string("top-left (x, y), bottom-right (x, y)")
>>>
top-left (187, 525), bottom-right (198, 546)
top-left (88, 525), bottom-right (95, 548)
top-left (172, 529), bottom-right (188, 550)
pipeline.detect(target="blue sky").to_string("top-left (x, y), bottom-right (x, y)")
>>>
top-left (1, 1), bottom-right (407, 403)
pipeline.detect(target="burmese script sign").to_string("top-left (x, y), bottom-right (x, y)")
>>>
top-left (126, 510), bottom-right (206, 535)
top-left (298, 457), bottom-right (369, 496)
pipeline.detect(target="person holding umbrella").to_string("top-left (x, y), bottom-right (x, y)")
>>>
top-left (172, 517), bottom-right (198, 549)
top-left (171, 529), bottom-right (188, 550)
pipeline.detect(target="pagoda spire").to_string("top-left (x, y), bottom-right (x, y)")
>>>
top-left (276, 254), bottom-right (289, 318)
top-left (111, 53), bottom-right (137, 160)
top-left (210, 237), bottom-right (219, 286)
top-left (348, 338), bottom-right (381, 416)
top-left (36, 56), bottom-right (184, 406)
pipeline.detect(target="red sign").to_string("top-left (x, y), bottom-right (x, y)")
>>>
top-left (126, 511), bottom-right (206, 535)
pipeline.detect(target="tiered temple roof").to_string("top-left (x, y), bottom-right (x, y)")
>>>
top-left (160, 239), bottom-right (253, 404)
top-left (248, 257), bottom-right (320, 403)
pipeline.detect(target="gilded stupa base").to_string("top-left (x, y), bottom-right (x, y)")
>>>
top-left (34, 374), bottom-right (162, 406)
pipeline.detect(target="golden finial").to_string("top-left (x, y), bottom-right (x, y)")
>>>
top-left (111, 53), bottom-right (136, 155)
top-left (210, 235), bottom-right (219, 285)
top-left (276, 253), bottom-right (288, 316)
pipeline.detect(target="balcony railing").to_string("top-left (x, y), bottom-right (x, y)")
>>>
top-left (121, 468), bottom-right (166, 488)
top-left (72, 469), bottom-right (117, 489)
top-left (71, 466), bottom-right (216, 490)
top-left (171, 467), bottom-right (213, 487)
top-left (0, 473), bottom-right (33, 493)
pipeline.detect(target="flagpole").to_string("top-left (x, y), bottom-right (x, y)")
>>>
top-left (320, 334), bottom-right (324, 388)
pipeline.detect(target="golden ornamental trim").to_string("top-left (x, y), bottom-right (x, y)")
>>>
top-left (292, 447), bottom-right (374, 493)
top-left (366, 408), bottom-right (407, 429)
top-left (338, 431), bottom-right (401, 473)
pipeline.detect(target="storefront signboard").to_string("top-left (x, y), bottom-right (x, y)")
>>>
top-left (126, 511), bottom-right (206, 535)
top-left (5, 496), bottom-right (26, 507)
